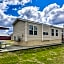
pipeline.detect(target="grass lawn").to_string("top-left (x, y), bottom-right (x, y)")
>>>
top-left (0, 44), bottom-right (64, 64)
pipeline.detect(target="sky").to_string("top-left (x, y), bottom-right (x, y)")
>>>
top-left (0, 0), bottom-right (64, 34)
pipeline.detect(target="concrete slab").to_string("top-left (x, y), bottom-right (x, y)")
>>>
top-left (0, 43), bottom-right (62, 52)
top-left (0, 45), bottom-right (37, 52)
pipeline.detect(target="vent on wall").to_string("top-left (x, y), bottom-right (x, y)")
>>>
top-left (14, 36), bottom-right (21, 42)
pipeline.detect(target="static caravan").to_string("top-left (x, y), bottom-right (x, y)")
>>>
top-left (11, 18), bottom-right (63, 46)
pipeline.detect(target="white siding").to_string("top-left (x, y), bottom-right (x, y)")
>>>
top-left (43, 24), bottom-right (62, 40)
top-left (43, 24), bottom-right (50, 40)
top-left (13, 21), bottom-right (25, 41)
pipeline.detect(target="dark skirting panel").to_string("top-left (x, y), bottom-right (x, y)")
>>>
top-left (0, 36), bottom-right (11, 40)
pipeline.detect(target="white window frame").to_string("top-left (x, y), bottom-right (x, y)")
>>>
top-left (51, 29), bottom-right (54, 36)
top-left (34, 26), bottom-right (37, 35)
top-left (29, 24), bottom-right (37, 35)
top-left (56, 30), bottom-right (58, 36)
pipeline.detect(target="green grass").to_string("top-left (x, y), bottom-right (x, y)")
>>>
top-left (0, 44), bottom-right (64, 64)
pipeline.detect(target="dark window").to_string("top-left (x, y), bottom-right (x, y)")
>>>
top-left (43, 32), bottom-right (45, 35)
top-left (51, 29), bottom-right (54, 36)
top-left (29, 25), bottom-right (33, 30)
top-left (34, 26), bottom-right (37, 35)
top-left (29, 25), bottom-right (37, 35)
top-left (46, 32), bottom-right (48, 35)
top-left (56, 33), bottom-right (58, 36)
top-left (29, 25), bottom-right (33, 35)
top-left (29, 30), bottom-right (33, 35)
top-left (43, 32), bottom-right (48, 35)
top-left (34, 31), bottom-right (37, 35)
top-left (56, 30), bottom-right (58, 36)
top-left (52, 33), bottom-right (54, 36)
top-left (34, 26), bottom-right (37, 31)
top-left (56, 30), bottom-right (58, 32)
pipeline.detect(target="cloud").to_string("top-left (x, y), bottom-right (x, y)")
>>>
top-left (18, 3), bottom-right (64, 26)
top-left (0, 1), bottom-right (17, 27)
top-left (2, 0), bottom-right (31, 5)
top-left (12, 8), bottom-right (18, 11)
top-left (0, 0), bottom-right (31, 26)
top-left (18, 4), bottom-right (59, 23)
top-left (0, 9), bottom-right (17, 27)
top-left (42, 3), bottom-right (64, 25)
top-left (0, 2), bottom-right (9, 12)
top-left (20, 0), bottom-right (31, 5)
top-left (18, 6), bottom-right (42, 22)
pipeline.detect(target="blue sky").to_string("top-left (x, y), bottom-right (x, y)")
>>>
top-left (0, 0), bottom-right (64, 34)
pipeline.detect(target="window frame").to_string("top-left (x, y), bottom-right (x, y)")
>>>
top-left (29, 25), bottom-right (37, 35)
top-left (56, 30), bottom-right (58, 36)
top-left (34, 26), bottom-right (37, 35)
top-left (43, 32), bottom-right (48, 35)
top-left (51, 29), bottom-right (54, 36)
top-left (29, 25), bottom-right (33, 35)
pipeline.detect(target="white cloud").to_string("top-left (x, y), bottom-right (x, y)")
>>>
top-left (3, 0), bottom-right (31, 5)
top-left (0, 9), bottom-right (17, 27)
top-left (43, 3), bottom-right (60, 14)
top-left (41, 3), bottom-right (64, 25)
top-left (18, 3), bottom-right (64, 26)
top-left (18, 6), bottom-right (42, 22)
top-left (42, 3), bottom-right (60, 24)
top-left (12, 8), bottom-right (17, 11)
top-left (0, 2), bottom-right (8, 12)
top-left (20, 0), bottom-right (31, 5)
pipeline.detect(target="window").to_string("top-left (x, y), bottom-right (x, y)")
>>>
top-left (29, 25), bottom-right (37, 35)
top-left (51, 29), bottom-right (54, 36)
top-left (46, 32), bottom-right (48, 35)
top-left (56, 30), bottom-right (58, 36)
top-left (43, 32), bottom-right (48, 35)
top-left (29, 25), bottom-right (33, 35)
top-left (34, 26), bottom-right (37, 35)
top-left (43, 32), bottom-right (45, 35)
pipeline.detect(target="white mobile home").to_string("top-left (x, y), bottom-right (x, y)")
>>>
top-left (11, 19), bottom-right (63, 46)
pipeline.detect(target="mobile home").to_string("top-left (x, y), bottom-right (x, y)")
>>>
top-left (11, 19), bottom-right (63, 46)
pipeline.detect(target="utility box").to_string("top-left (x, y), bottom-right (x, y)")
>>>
top-left (0, 41), bottom-right (7, 49)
